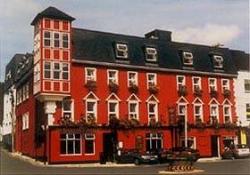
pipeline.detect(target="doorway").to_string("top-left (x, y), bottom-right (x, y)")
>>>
top-left (211, 135), bottom-right (219, 157)
top-left (103, 133), bottom-right (116, 162)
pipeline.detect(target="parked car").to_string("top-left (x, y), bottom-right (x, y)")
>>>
top-left (222, 144), bottom-right (250, 159)
top-left (115, 149), bottom-right (159, 165)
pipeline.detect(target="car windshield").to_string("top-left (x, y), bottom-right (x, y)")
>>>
top-left (237, 144), bottom-right (248, 149)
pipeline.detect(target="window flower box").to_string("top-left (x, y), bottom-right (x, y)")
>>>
top-left (209, 116), bottom-right (220, 129)
top-left (178, 85), bottom-right (188, 96)
top-left (194, 87), bottom-right (203, 97)
top-left (109, 82), bottom-right (119, 93)
top-left (195, 117), bottom-right (206, 129)
top-left (210, 89), bottom-right (218, 98)
top-left (85, 80), bottom-right (97, 91)
top-left (223, 89), bottom-right (231, 98)
top-left (149, 118), bottom-right (161, 128)
top-left (86, 114), bottom-right (97, 125)
top-left (148, 85), bottom-right (159, 94)
top-left (128, 83), bottom-right (139, 94)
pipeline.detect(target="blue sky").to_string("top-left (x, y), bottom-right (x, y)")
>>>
top-left (0, 0), bottom-right (249, 81)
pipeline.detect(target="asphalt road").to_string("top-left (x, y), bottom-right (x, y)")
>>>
top-left (1, 147), bottom-right (250, 175)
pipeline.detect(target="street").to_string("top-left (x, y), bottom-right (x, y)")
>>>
top-left (1, 147), bottom-right (250, 175)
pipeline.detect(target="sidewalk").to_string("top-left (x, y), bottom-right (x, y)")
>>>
top-left (197, 157), bottom-right (222, 163)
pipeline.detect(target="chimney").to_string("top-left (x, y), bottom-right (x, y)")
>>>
top-left (145, 29), bottom-right (172, 41)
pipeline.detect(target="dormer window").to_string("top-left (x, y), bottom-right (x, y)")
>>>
top-left (182, 51), bottom-right (193, 65)
top-left (116, 43), bottom-right (128, 59)
top-left (145, 47), bottom-right (157, 62)
top-left (212, 55), bottom-right (223, 69)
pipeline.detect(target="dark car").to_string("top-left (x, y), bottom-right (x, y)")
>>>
top-left (222, 144), bottom-right (250, 159)
top-left (158, 147), bottom-right (200, 163)
top-left (115, 149), bottom-right (159, 165)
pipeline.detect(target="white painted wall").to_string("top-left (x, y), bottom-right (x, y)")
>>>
top-left (234, 71), bottom-right (250, 127)
top-left (2, 86), bottom-right (16, 136)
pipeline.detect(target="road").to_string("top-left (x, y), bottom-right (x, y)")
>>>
top-left (1, 147), bottom-right (250, 175)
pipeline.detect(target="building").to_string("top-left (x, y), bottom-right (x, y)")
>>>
top-left (0, 82), bottom-right (4, 142)
top-left (232, 50), bottom-right (250, 147)
top-left (5, 7), bottom-right (240, 163)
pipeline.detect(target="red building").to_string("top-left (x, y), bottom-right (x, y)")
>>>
top-left (10, 7), bottom-right (239, 164)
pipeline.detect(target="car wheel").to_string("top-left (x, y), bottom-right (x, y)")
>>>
top-left (134, 159), bottom-right (140, 165)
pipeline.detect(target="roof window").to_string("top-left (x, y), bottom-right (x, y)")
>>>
top-left (182, 51), bottom-right (193, 66)
top-left (145, 47), bottom-right (157, 62)
top-left (115, 43), bottom-right (128, 59)
top-left (212, 55), bottom-right (224, 69)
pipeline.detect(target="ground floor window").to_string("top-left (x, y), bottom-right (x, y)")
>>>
top-left (60, 134), bottom-right (81, 155)
top-left (223, 136), bottom-right (234, 148)
top-left (145, 133), bottom-right (162, 152)
top-left (85, 133), bottom-right (95, 154)
top-left (180, 137), bottom-right (196, 149)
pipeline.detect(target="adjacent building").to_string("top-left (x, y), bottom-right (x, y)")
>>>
top-left (0, 82), bottom-right (4, 142)
top-left (3, 7), bottom-right (242, 163)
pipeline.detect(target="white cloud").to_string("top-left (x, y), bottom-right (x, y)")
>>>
top-left (172, 24), bottom-right (241, 46)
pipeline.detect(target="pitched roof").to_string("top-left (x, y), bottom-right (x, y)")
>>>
top-left (72, 28), bottom-right (238, 76)
top-left (31, 6), bottom-right (75, 25)
top-left (230, 50), bottom-right (250, 71)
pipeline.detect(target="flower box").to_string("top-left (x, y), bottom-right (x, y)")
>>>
top-left (210, 89), bottom-right (218, 98)
top-left (178, 85), bottom-right (187, 96)
top-left (128, 83), bottom-right (139, 94)
top-left (223, 89), bottom-right (231, 98)
top-left (194, 87), bottom-right (203, 97)
top-left (109, 82), bottom-right (119, 93)
top-left (148, 85), bottom-right (159, 94)
top-left (85, 80), bottom-right (97, 91)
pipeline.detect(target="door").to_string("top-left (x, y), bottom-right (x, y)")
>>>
top-left (103, 133), bottom-right (116, 162)
top-left (211, 135), bottom-right (219, 157)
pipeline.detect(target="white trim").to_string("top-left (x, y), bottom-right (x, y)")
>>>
top-left (176, 96), bottom-right (188, 104)
top-left (127, 71), bottom-right (138, 86)
top-left (116, 43), bottom-right (128, 59)
top-left (146, 94), bottom-right (159, 103)
top-left (62, 99), bottom-right (74, 121)
top-left (208, 78), bottom-right (217, 92)
top-left (106, 93), bottom-right (121, 101)
top-left (83, 91), bottom-right (100, 101)
top-left (108, 99), bottom-right (119, 120)
top-left (221, 79), bottom-right (230, 91)
top-left (107, 69), bottom-right (118, 84)
top-left (84, 133), bottom-right (96, 155)
top-left (213, 55), bottom-right (224, 69)
top-left (223, 104), bottom-right (232, 123)
top-left (182, 51), bottom-right (193, 66)
top-left (192, 76), bottom-right (201, 92)
top-left (60, 133), bottom-right (82, 156)
top-left (193, 103), bottom-right (203, 122)
top-left (146, 73), bottom-right (157, 89)
top-left (126, 93), bottom-right (141, 102)
top-left (222, 99), bottom-right (233, 106)
top-left (145, 47), bottom-right (157, 62)
top-left (209, 98), bottom-right (220, 105)
top-left (128, 100), bottom-right (139, 120)
top-left (85, 99), bottom-right (98, 122)
top-left (192, 97), bottom-right (204, 105)
top-left (176, 75), bottom-right (186, 90)
top-left (85, 67), bottom-right (97, 83)
top-left (72, 59), bottom-right (237, 78)
top-left (210, 103), bottom-right (219, 120)
top-left (147, 101), bottom-right (158, 122)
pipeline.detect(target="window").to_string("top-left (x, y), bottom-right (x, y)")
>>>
top-left (44, 31), bottom-right (51, 47)
top-left (209, 78), bottom-right (217, 92)
top-left (86, 100), bottom-right (97, 122)
top-left (60, 134), bottom-right (81, 155)
top-left (107, 70), bottom-right (118, 84)
top-left (192, 77), bottom-right (201, 91)
top-left (180, 137), bottom-right (196, 149)
top-left (44, 62), bottom-right (51, 79)
top-left (145, 47), bottom-right (157, 62)
top-left (182, 51), bottom-right (193, 65)
top-left (22, 113), bottom-right (29, 130)
top-left (62, 63), bottom-right (69, 80)
top-left (244, 79), bottom-right (250, 93)
top-left (128, 101), bottom-right (139, 119)
top-left (177, 75), bottom-right (185, 89)
top-left (85, 133), bottom-right (95, 154)
top-left (54, 32), bottom-right (60, 47)
top-left (115, 43), bottom-right (128, 58)
top-left (145, 133), bottom-right (162, 152)
top-left (194, 104), bottom-right (203, 122)
top-left (147, 73), bottom-right (157, 88)
top-left (212, 55), bottom-right (223, 69)
top-left (223, 105), bottom-right (231, 123)
top-left (222, 79), bottom-right (230, 91)
top-left (62, 33), bottom-right (69, 48)
top-left (246, 104), bottom-right (250, 121)
top-left (108, 101), bottom-right (119, 119)
top-left (53, 63), bottom-right (61, 79)
top-left (210, 104), bottom-right (219, 121)
top-left (85, 68), bottom-right (96, 82)
top-left (148, 102), bottom-right (158, 121)
top-left (128, 72), bottom-right (138, 86)
top-left (62, 99), bottom-right (73, 120)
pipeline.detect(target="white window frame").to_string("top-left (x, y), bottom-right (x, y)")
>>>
top-left (147, 73), bottom-right (157, 88)
top-left (43, 31), bottom-right (51, 47)
top-left (223, 105), bottom-right (232, 123)
top-left (84, 133), bottom-right (95, 155)
top-left (147, 101), bottom-right (158, 122)
top-left (53, 32), bottom-right (60, 48)
top-left (127, 71), bottom-right (138, 86)
top-left (108, 100), bottom-right (119, 120)
top-left (146, 133), bottom-right (163, 151)
top-left (213, 55), bottom-right (224, 69)
top-left (53, 62), bottom-right (61, 80)
top-left (194, 104), bottom-right (203, 122)
top-left (145, 47), bottom-right (157, 62)
top-left (208, 78), bottom-right (217, 92)
top-left (244, 79), bottom-right (250, 93)
top-left (178, 103), bottom-right (187, 117)
top-left (107, 70), bottom-right (118, 84)
top-left (222, 79), bottom-right (230, 91)
top-left (177, 75), bottom-right (186, 90)
top-left (210, 104), bottom-right (219, 120)
top-left (85, 99), bottom-right (97, 122)
top-left (44, 61), bottom-right (51, 79)
top-left (128, 100), bottom-right (139, 120)
top-left (62, 33), bottom-right (69, 49)
top-left (62, 99), bottom-right (74, 121)
top-left (85, 67), bottom-right (97, 83)
top-left (60, 133), bottom-right (82, 155)
top-left (62, 63), bottom-right (69, 80)
top-left (192, 76), bottom-right (201, 91)
top-left (182, 51), bottom-right (193, 65)
top-left (116, 43), bottom-right (128, 59)
top-left (22, 112), bottom-right (29, 130)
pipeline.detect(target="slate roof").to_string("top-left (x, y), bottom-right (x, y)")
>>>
top-left (4, 53), bottom-right (33, 90)
top-left (31, 6), bottom-right (75, 25)
top-left (230, 50), bottom-right (250, 71)
top-left (72, 28), bottom-right (238, 76)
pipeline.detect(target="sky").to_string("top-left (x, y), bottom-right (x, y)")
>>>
top-left (0, 0), bottom-right (249, 81)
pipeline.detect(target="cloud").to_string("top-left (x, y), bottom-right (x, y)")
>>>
top-left (172, 24), bottom-right (241, 46)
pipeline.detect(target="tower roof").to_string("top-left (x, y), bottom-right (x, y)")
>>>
top-left (31, 6), bottom-right (75, 25)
